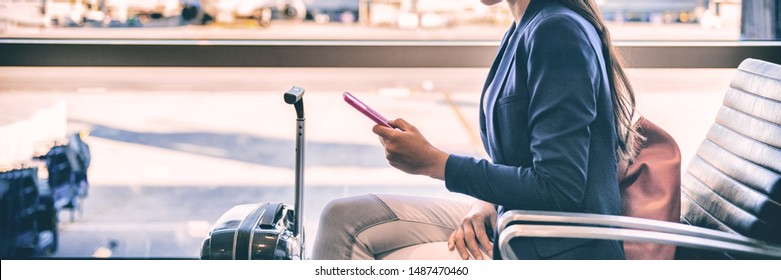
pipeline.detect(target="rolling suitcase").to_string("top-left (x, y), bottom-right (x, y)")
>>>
top-left (200, 86), bottom-right (306, 260)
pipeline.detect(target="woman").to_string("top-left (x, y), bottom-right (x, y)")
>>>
top-left (313, 0), bottom-right (640, 260)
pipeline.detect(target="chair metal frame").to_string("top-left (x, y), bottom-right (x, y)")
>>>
top-left (497, 210), bottom-right (781, 259)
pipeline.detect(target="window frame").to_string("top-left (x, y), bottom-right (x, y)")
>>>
top-left (1, 39), bottom-right (780, 68)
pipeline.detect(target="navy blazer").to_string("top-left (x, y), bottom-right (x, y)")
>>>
top-left (444, 0), bottom-right (625, 259)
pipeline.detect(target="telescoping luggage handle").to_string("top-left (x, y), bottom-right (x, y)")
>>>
top-left (284, 86), bottom-right (305, 239)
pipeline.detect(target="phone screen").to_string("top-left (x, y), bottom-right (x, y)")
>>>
top-left (343, 92), bottom-right (393, 128)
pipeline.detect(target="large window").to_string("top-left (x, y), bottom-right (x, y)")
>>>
top-left (0, 0), bottom-right (752, 41)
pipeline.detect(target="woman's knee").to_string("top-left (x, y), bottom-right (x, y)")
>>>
top-left (319, 195), bottom-right (362, 225)
top-left (318, 194), bottom-right (394, 229)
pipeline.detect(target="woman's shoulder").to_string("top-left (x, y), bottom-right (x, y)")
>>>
top-left (527, 2), bottom-right (595, 37)
top-left (519, 2), bottom-right (604, 62)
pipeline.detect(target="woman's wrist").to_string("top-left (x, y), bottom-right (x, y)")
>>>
top-left (472, 200), bottom-right (496, 211)
top-left (425, 149), bottom-right (449, 180)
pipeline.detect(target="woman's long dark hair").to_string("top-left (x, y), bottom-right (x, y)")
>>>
top-left (556, 0), bottom-right (642, 162)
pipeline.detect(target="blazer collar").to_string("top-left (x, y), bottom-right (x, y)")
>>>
top-left (517, 0), bottom-right (550, 35)
top-left (492, 0), bottom-right (552, 95)
top-left (482, 0), bottom-right (551, 163)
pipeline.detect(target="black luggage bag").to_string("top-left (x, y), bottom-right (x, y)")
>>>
top-left (200, 87), bottom-right (307, 260)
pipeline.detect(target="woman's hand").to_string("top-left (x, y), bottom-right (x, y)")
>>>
top-left (372, 118), bottom-right (449, 180)
top-left (448, 200), bottom-right (497, 260)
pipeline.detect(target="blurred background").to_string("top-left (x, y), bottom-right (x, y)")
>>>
top-left (1, 0), bottom-right (779, 259)
top-left (0, 0), bottom-right (746, 40)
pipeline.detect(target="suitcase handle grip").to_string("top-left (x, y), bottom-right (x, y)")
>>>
top-left (283, 86), bottom-right (304, 104)
top-left (284, 86), bottom-right (305, 119)
top-left (258, 202), bottom-right (285, 228)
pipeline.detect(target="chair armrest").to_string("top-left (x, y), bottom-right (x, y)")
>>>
top-left (497, 210), bottom-right (781, 259)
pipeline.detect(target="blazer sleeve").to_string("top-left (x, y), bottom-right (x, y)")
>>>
top-left (445, 15), bottom-right (601, 212)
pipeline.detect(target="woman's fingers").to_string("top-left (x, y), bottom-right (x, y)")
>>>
top-left (450, 202), bottom-right (498, 260)
top-left (452, 227), bottom-right (469, 260)
top-left (372, 124), bottom-right (395, 138)
top-left (388, 118), bottom-right (416, 132)
top-left (461, 224), bottom-right (484, 260)
top-left (472, 219), bottom-right (493, 258)
top-left (448, 230), bottom-right (456, 251)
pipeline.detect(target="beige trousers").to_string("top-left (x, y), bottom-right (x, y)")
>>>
top-left (311, 194), bottom-right (471, 260)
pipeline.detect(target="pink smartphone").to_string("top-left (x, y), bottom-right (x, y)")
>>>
top-left (343, 91), bottom-right (393, 129)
